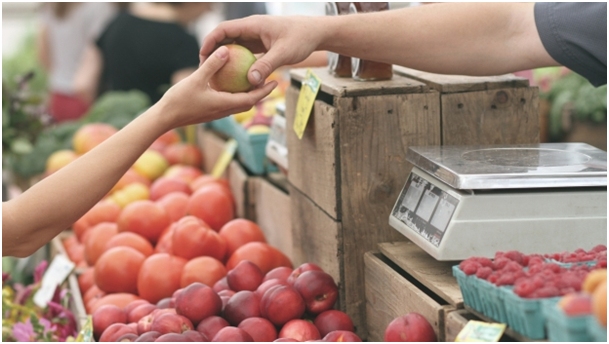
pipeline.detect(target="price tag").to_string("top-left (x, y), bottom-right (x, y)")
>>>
top-left (455, 320), bottom-right (506, 342)
top-left (33, 254), bottom-right (75, 308)
top-left (293, 69), bottom-right (321, 140)
top-left (211, 139), bottom-right (238, 178)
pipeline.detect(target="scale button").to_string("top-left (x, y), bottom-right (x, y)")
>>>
top-left (400, 206), bottom-right (407, 213)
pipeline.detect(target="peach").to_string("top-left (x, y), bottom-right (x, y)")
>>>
top-left (183, 330), bottom-right (207, 341)
top-left (163, 143), bottom-right (203, 167)
top-left (134, 331), bottom-right (161, 342)
top-left (384, 313), bottom-right (437, 342)
top-left (287, 263), bottom-right (323, 285)
top-left (117, 200), bottom-right (170, 244)
top-left (323, 330), bottom-right (362, 342)
top-left (558, 293), bottom-right (593, 316)
top-left (238, 317), bottom-right (278, 342)
top-left (592, 281), bottom-right (607, 326)
top-left (196, 315), bottom-right (230, 340)
top-left (209, 44), bottom-right (257, 93)
top-left (133, 150), bottom-right (169, 181)
top-left (150, 313), bottom-right (194, 334)
top-left (227, 260), bottom-right (264, 292)
top-left (149, 177), bottom-right (192, 201)
top-left (93, 305), bottom-right (127, 340)
top-left (582, 269), bottom-right (607, 294)
top-left (154, 333), bottom-right (190, 342)
top-left (156, 192), bottom-right (190, 224)
top-left (175, 282), bottom-right (222, 325)
top-left (72, 123), bottom-right (117, 155)
top-left (278, 319), bottom-right (321, 342)
top-left (260, 285), bottom-right (305, 326)
top-left (99, 323), bottom-right (137, 342)
top-left (211, 326), bottom-right (254, 342)
top-left (264, 267), bottom-right (293, 283)
top-left (163, 165), bottom-right (203, 184)
top-left (314, 310), bottom-right (354, 337)
top-left (128, 303), bottom-right (158, 323)
top-left (111, 168), bottom-right (151, 194)
top-left (45, 149), bottom-right (79, 175)
top-left (293, 270), bottom-right (338, 314)
top-left (124, 300), bottom-right (150, 315)
top-left (255, 279), bottom-right (289, 299)
top-left (223, 290), bottom-right (261, 325)
top-left (213, 277), bottom-right (231, 293)
top-left (116, 333), bottom-right (138, 342)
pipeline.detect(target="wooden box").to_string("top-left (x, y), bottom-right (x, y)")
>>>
top-left (285, 68), bottom-right (540, 338)
top-left (364, 241), bottom-right (463, 342)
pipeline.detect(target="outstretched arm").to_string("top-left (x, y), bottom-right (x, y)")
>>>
top-left (2, 46), bottom-right (277, 257)
top-left (200, 3), bottom-right (558, 86)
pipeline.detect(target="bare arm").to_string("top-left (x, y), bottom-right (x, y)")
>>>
top-left (201, 3), bottom-right (558, 85)
top-left (73, 44), bottom-right (103, 103)
top-left (2, 46), bottom-right (277, 257)
top-left (171, 68), bottom-right (197, 85)
top-left (36, 24), bottom-right (51, 72)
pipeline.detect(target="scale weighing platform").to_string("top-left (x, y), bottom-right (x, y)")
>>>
top-left (389, 142), bottom-right (607, 261)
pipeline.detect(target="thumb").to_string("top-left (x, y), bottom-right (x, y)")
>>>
top-left (196, 45), bottom-right (229, 81)
top-left (247, 48), bottom-right (285, 86)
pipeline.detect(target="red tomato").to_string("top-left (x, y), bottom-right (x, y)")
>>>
top-left (95, 247), bottom-right (146, 294)
top-left (172, 216), bottom-right (227, 261)
top-left (104, 232), bottom-right (154, 257)
top-left (219, 219), bottom-right (267, 257)
top-left (137, 253), bottom-right (187, 304)
top-left (180, 256), bottom-right (227, 288)
top-left (187, 184), bottom-right (234, 231)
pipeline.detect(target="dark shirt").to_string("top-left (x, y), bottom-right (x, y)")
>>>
top-left (535, 2), bottom-right (607, 86)
top-left (96, 12), bottom-right (200, 103)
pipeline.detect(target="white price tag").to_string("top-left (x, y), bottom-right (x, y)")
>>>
top-left (33, 254), bottom-right (75, 308)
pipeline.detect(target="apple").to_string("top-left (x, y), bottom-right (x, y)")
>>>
top-left (209, 44), bottom-right (257, 93)
top-left (287, 263), bottom-right (323, 285)
top-left (278, 319), bottom-right (321, 342)
top-left (260, 285), bottom-right (306, 326)
top-left (323, 330), bottom-right (362, 342)
top-left (127, 303), bottom-right (158, 323)
top-left (314, 310), bottom-right (354, 337)
top-left (211, 326), bottom-right (254, 342)
top-left (134, 331), bottom-right (161, 342)
top-left (293, 270), bottom-right (338, 314)
top-left (116, 333), bottom-right (139, 342)
top-left (99, 323), bottom-right (138, 342)
top-left (223, 290), bottom-right (261, 325)
top-left (196, 315), bottom-right (230, 340)
top-left (175, 282), bottom-right (222, 325)
top-left (150, 313), bottom-right (194, 334)
top-left (264, 267), bottom-right (293, 283)
top-left (238, 317), bottom-right (278, 342)
top-left (227, 260), bottom-right (264, 291)
top-left (93, 305), bottom-right (128, 340)
top-left (154, 333), bottom-right (191, 342)
top-left (384, 313), bottom-right (437, 342)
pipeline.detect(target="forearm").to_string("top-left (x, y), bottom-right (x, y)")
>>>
top-left (2, 103), bottom-right (171, 257)
top-left (320, 2), bottom-right (557, 75)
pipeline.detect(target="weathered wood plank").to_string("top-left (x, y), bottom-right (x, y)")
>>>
top-left (286, 86), bottom-right (341, 220)
top-left (379, 241), bottom-right (463, 308)
top-left (227, 160), bottom-right (250, 219)
top-left (444, 309), bottom-right (479, 342)
top-left (290, 68), bottom-right (428, 97)
top-left (365, 252), bottom-right (454, 342)
top-left (393, 66), bottom-right (530, 93)
top-left (197, 126), bottom-right (227, 175)
top-left (441, 87), bottom-right (540, 145)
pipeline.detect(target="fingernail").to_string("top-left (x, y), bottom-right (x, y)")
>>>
top-left (215, 46), bottom-right (228, 59)
top-left (251, 70), bottom-right (262, 84)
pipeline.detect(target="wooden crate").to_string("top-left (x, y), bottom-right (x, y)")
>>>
top-left (285, 67), bottom-right (540, 338)
top-left (248, 175), bottom-right (293, 261)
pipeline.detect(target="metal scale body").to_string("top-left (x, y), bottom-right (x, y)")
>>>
top-left (389, 143), bottom-right (607, 261)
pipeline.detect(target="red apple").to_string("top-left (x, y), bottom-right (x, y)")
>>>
top-left (150, 177), bottom-right (192, 201)
top-left (323, 330), bottom-right (362, 342)
top-left (175, 282), bottom-right (222, 325)
top-left (238, 317), bottom-right (278, 342)
top-left (93, 305), bottom-right (128, 340)
top-left (154, 333), bottom-right (192, 342)
top-left (293, 270), bottom-right (338, 314)
top-left (287, 263), bottom-right (323, 285)
top-left (264, 267), bottom-right (293, 283)
top-left (278, 319), bottom-right (321, 342)
top-left (314, 310), bottom-right (354, 337)
top-left (260, 285), bottom-right (306, 326)
top-left (384, 313), bottom-right (436, 342)
top-left (116, 333), bottom-right (139, 342)
top-left (128, 303), bottom-right (158, 323)
top-left (134, 331), bottom-right (161, 342)
top-left (223, 290), bottom-right (261, 325)
top-left (151, 313), bottom-right (194, 334)
top-left (196, 315), bottom-right (230, 340)
top-left (227, 260), bottom-right (264, 291)
top-left (99, 323), bottom-right (138, 342)
top-left (211, 326), bottom-right (254, 342)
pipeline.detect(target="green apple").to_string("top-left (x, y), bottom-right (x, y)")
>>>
top-left (210, 44), bottom-right (257, 93)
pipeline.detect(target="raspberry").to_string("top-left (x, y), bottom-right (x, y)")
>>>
top-left (461, 261), bottom-right (481, 275)
top-left (502, 261), bottom-right (524, 273)
top-left (494, 251), bottom-right (505, 260)
top-left (542, 263), bottom-right (563, 274)
top-left (535, 286), bottom-right (560, 298)
top-left (475, 266), bottom-right (493, 280)
top-left (531, 276), bottom-right (546, 288)
top-left (596, 261), bottom-right (607, 269)
top-left (472, 257), bottom-right (494, 269)
top-left (560, 287), bottom-right (576, 296)
top-left (495, 273), bottom-right (516, 286)
top-left (504, 250), bottom-right (524, 265)
top-left (493, 257), bottom-right (511, 270)
top-left (591, 244), bottom-right (607, 253)
top-left (528, 264), bottom-right (544, 275)
top-left (487, 273), bottom-right (499, 284)
top-left (514, 279), bottom-right (536, 297)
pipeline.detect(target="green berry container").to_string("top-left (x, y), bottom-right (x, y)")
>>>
top-left (503, 290), bottom-right (560, 340)
top-left (587, 316), bottom-right (607, 342)
top-left (232, 121), bottom-right (278, 175)
top-left (207, 116), bottom-right (236, 137)
top-left (544, 302), bottom-right (593, 342)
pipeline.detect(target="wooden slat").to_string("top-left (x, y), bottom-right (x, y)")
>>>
top-left (393, 66), bottom-right (530, 93)
top-left (227, 160), bottom-right (250, 219)
top-left (251, 177), bottom-right (293, 260)
top-left (365, 252), bottom-right (454, 342)
top-left (441, 87), bottom-right (540, 145)
top-left (286, 87), bottom-right (341, 220)
top-left (197, 127), bottom-right (227, 175)
top-left (444, 309), bottom-right (479, 342)
top-left (290, 68), bottom-right (428, 97)
top-left (379, 241), bottom-right (463, 308)
top-left (464, 306), bottom-right (547, 342)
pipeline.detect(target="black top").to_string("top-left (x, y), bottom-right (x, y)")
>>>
top-left (96, 12), bottom-right (200, 103)
top-left (535, 2), bottom-right (607, 87)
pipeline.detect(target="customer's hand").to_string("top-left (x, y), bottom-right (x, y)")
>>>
top-left (199, 15), bottom-right (324, 86)
top-left (159, 45), bottom-right (278, 129)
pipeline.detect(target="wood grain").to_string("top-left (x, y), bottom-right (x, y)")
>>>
top-left (444, 309), bottom-right (479, 342)
top-left (227, 160), bottom-right (250, 219)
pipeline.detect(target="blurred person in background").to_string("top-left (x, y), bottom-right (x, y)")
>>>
top-left (37, 2), bottom-right (117, 123)
top-left (74, 2), bottom-right (211, 105)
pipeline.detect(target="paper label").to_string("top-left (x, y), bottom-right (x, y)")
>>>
top-left (33, 254), bottom-right (75, 308)
top-left (211, 138), bottom-right (238, 178)
top-left (293, 69), bottom-right (321, 140)
top-left (455, 320), bottom-right (506, 342)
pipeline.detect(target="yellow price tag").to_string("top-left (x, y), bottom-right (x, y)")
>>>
top-left (455, 320), bottom-right (506, 342)
top-left (211, 139), bottom-right (238, 178)
top-left (293, 69), bottom-right (322, 140)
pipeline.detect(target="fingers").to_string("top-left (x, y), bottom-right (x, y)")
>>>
top-left (195, 45), bottom-right (229, 81)
top-left (218, 80), bottom-right (279, 110)
top-left (248, 48), bottom-right (289, 86)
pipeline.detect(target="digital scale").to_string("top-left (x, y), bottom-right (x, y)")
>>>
top-left (389, 142), bottom-right (607, 261)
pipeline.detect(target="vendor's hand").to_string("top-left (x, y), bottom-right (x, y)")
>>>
top-left (200, 15), bottom-right (323, 87)
top-left (159, 45), bottom-right (277, 129)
